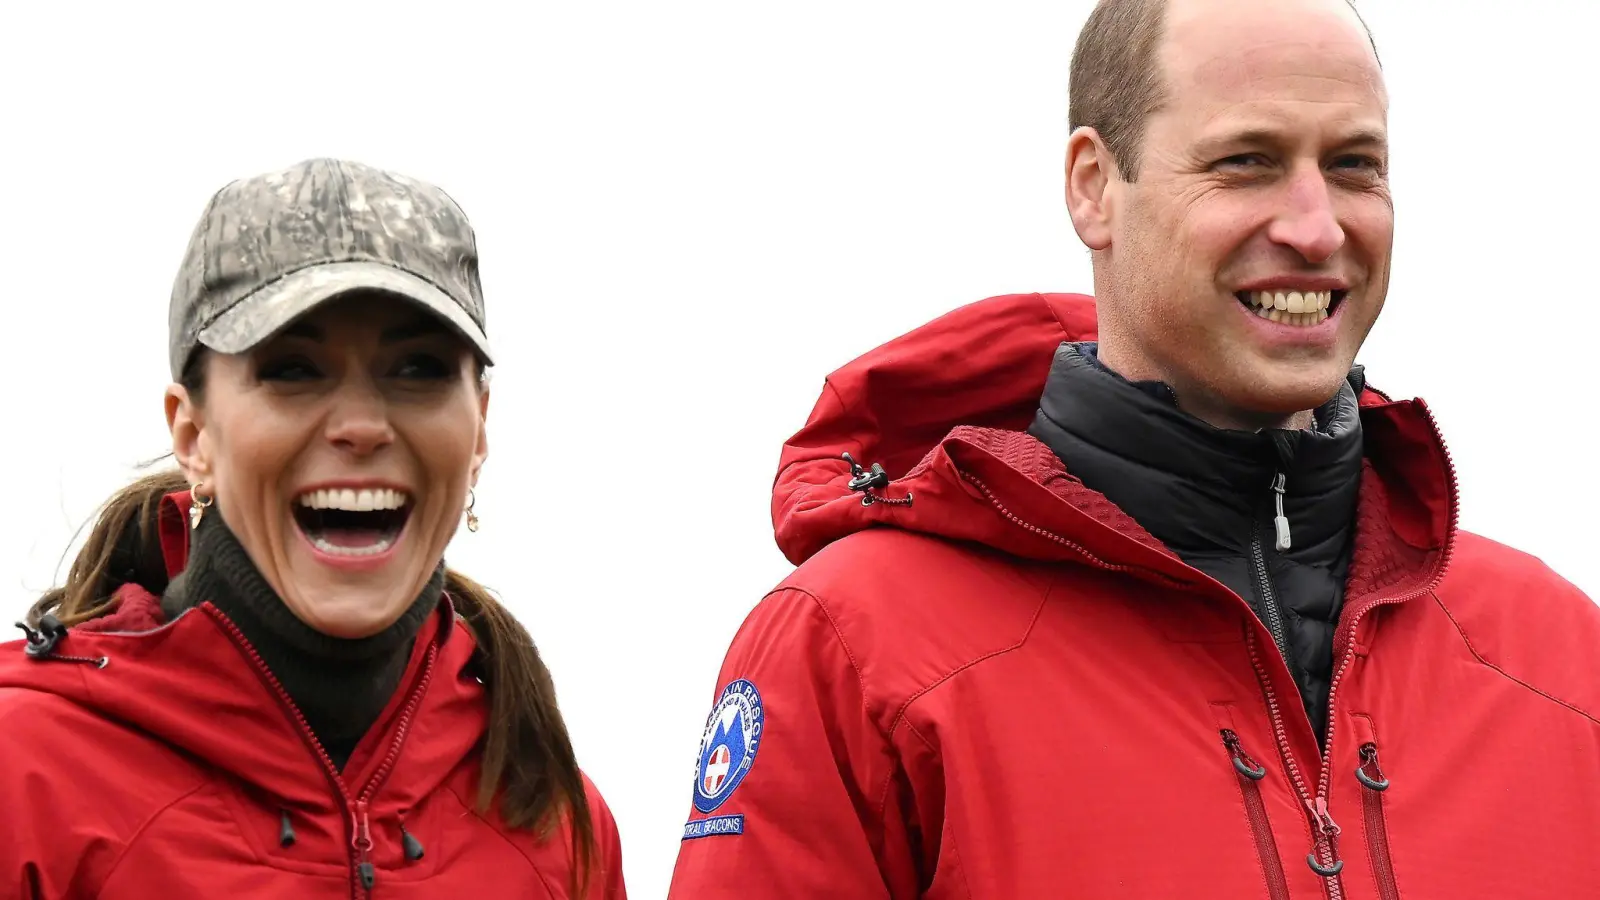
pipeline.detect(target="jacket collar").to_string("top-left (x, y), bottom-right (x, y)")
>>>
top-left (0, 493), bottom-right (487, 817)
top-left (771, 292), bottom-right (1457, 605)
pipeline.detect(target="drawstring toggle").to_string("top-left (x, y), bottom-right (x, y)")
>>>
top-left (842, 453), bottom-right (913, 508)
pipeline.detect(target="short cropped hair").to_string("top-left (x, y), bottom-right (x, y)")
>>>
top-left (1067, 0), bottom-right (1379, 181)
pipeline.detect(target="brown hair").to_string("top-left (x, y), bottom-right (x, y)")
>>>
top-left (26, 355), bottom-right (598, 896)
top-left (1067, 0), bottom-right (1379, 182)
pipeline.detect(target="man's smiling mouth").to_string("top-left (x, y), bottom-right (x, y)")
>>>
top-left (1235, 289), bottom-right (1347, 327)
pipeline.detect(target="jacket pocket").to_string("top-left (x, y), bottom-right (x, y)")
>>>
top-left (1220, 728), bottom-right (1291, 900)
top-left (1352, 715), bottom-right (1400, 900)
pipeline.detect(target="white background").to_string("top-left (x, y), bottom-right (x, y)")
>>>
top-left (1, 1), bottom-right (1594, 895)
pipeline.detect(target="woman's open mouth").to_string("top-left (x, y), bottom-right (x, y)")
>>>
top-left (293, 488), bottom-right (412, 558)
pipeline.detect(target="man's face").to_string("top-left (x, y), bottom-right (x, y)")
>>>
top-left (1084, 0), bottom-right (1391, 429)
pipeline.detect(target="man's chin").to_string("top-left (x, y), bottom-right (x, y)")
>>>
top-left (1226, 369), bottom-right (1352, 425)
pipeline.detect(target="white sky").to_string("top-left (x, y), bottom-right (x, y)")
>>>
top-left (2, 1), bottom-right (1595, 895)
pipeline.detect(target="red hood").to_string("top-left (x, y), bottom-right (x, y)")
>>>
top-left (0, 489), bottom-right (487, 819)
top-left (773, 292), bottom-right (1456, 595)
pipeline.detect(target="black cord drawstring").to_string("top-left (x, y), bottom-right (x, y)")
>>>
top-left (842, 453), bottom-right (913, 507)
top-left (14, 616), bottom-right (108, 668)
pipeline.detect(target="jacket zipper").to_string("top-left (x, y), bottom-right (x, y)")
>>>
top-left (1356, 741), bottom-right (1400, 900)
top-left (207, 608), bottom-right (439, 899)
top-left (1249, 403), bottom-right (1460, 899)
top-left (963, 399), bottom-right (1460, 900)
top-left (1221, 730), bottom-right (1291, 900)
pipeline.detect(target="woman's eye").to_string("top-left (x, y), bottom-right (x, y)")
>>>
top-left (394, 354), bottom-right (452, 380)
top-left (257, 357), bottom-right (322, 382)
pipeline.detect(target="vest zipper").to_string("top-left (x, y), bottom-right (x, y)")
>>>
top-left (1356, 742), bottom-right (1400, 900)
top-left (1221, 730), bottom-right (1291, 900)
top-left (206, 607), bottom-right (439, 899)
top-left (1249, 501), bottom-right (1293, 668)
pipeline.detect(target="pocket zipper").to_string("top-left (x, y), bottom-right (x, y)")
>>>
top-left (1222, 729), bottom-right (1291, 900)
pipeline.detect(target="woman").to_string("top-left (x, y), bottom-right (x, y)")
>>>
top-left (0, 158), bottom-right (625, 898)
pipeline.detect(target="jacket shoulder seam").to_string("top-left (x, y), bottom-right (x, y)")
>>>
top-left (98, 777), bottom-right (215, 889)
top-left (885, 587), bottom-right (1050, 740)
top-left (785, 587), bottom-right (902, 831)
top-left (443, 782), bottom-right (562, 893)
top-left (1430, 589), bottom-right (1600, 727)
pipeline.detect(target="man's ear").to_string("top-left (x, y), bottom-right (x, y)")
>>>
top-left (165, 383), bottom-right (210, 484)
top-left (1066, 126), bottom-right (1119, 252)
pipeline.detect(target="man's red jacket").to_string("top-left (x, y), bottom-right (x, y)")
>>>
top-left (669, 292), bottom-right (1600, 898)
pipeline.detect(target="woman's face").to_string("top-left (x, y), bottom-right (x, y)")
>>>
top-left (165, 292), bottom-right (489, 638)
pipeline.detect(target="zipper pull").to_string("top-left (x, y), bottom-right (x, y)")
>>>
top-left (1306, 796), bottom-right (1341, 838)
top-left (353, 800), bottom-right (377, 891)
top-left (1303, 796), bottom-right (1346, 877)
top-left (1271, 472), bottom-right (1291, 551)
top-left (1357, 742), bottom-right (1391, 791)
top-left (1220, 729), bottom-right (1266, 780)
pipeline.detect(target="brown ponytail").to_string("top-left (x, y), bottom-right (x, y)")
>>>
top-left (446, 569), bottom-right (596, 898)
top-left (28, 466), bottom-right (597, 897)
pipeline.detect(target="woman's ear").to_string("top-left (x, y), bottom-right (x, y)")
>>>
top-left (165, 383), bottom-right (210, 484)
top-left (470, 387), bottom-right (490, 487)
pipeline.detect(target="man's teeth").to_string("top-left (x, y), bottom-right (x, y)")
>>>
top-left (1245, 290), bottom-right (1333, 327)
top-left (311, 536), bottom-right (396, 557)
top-left (297, 488), bottom-right (409, 511)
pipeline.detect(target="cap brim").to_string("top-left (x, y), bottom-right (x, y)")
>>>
top-left (196, 261), bottom-right (493, 364)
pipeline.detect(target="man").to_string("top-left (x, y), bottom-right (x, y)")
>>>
top-left (669, 0), bottom-right (1600, 896)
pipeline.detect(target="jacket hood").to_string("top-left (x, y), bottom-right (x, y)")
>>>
top-left (773, 292), bottom-right (1457, 595)
top-left (0, 489), bottom-right (488, 820)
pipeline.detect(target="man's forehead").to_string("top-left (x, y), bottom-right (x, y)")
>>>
top-left (1157, 0), bottom-right (1386, 116)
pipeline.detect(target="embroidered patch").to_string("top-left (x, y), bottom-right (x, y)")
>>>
top-left (682, 814), bottom-right (745, 840)
top-left (692, 678), bottom-right (764, 814)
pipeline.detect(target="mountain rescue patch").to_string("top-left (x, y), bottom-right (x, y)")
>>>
top-left (692, 678), bottom-right (764, 815)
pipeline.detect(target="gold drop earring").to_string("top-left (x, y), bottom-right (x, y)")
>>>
top-left (464, 489), bottom-right (480, 533)
top-left (189, 483), bottom-right (215, 530)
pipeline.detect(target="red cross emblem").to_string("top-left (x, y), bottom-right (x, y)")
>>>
top-left (702, 744), bottom-right (732, 794)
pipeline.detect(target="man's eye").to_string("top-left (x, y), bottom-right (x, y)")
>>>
top-left (1217, 154), bottom-right (1271, 169)
top-left (1332, 155), bottom-right (1383, 172)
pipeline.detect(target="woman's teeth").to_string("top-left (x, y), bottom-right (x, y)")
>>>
top-left (297, 488), bottom-right (409, 511)
top-left (311, 535), bottom-right (397, 556)
top-left (1244, 290), bottom-right (1333, 327)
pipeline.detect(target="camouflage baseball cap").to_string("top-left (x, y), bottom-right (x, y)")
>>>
top-left (168, 158), bottom-right (492, 380)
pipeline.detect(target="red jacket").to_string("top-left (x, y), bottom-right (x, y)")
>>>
top-left (0, 490), bottom-right (625, 900)
top-left (669, 292), bottom-right (1600, 898)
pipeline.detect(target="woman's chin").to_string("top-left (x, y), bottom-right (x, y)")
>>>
top-left (286, 591), bottom-right (414, 639)
top-left (281, 544), bottom-right (424, 638)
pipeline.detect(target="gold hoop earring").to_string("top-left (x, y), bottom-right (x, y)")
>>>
top-left (464, 489), bottom-right (480, 533)
top-left (189, 483), bottom-right (215, 531)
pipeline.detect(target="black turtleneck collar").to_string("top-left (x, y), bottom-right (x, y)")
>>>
top-left (1027, 342), bottom-right (1364, 563)
top-left (161, 509), bottom-right (442, 770)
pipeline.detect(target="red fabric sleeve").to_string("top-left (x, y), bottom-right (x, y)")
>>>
top-left (667, 589), bottom-right (920, 899)
top-left (583, 773), bottom-right (628, 900)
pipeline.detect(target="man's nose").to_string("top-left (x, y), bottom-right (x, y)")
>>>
top-left (324, 384), bottom-right (395, 457)
top-left (1266, 167), bottom-right (1346, 264)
